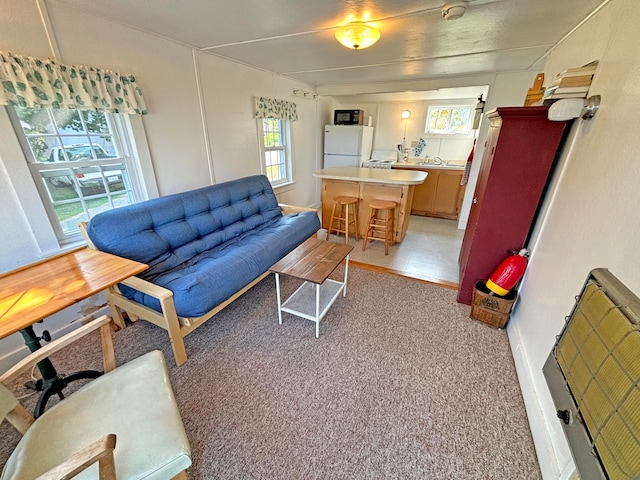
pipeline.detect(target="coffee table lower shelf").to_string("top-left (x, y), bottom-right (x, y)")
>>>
top-left (275, 276), bottom-right (346, 338)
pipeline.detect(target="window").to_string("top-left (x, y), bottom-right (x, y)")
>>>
top-left (425, 105), bottom-right (473, 134)
top-left (259, 118), bottom-right (292, 186)
top-left (10, 106), bottom-right (139, 243)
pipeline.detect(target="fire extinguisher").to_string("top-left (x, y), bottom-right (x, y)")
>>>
top-left (486, 249), bottom-right (530, 296)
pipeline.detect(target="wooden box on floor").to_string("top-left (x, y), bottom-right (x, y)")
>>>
top-left (470, 281), bottom-right (517, 329)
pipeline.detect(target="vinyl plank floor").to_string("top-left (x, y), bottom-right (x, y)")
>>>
top-left (328, 215), bottom-right (464, 288)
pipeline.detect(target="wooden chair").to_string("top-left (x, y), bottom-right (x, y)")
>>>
top-left (362, 200), bottom-right (396, 255)
top-left (327, 196), bottom-right (359, 243)
top-left (0, 315), bottom-right (191, 479)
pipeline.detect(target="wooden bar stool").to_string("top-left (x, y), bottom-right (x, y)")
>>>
top-left (362, 200), bottom-right (396, 255)
top-left (327, 196), bottom-right (359, 243)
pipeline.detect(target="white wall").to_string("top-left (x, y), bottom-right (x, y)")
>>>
top-left (0, 0), bottom-right (320, 370)
top-left (335, 99), bottom-right (476, 162)
top-left (507, 1), bottom-right (640, 478)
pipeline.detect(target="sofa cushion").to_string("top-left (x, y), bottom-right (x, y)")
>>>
top-left (87, 175), bottom-right (283, 279)
top-left (120, 211), bottom-right (320, 317)
top-left (86, 175), bottom-right (320, 318)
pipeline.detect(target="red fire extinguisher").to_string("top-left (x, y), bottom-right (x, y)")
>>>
top-left (486, 249), bottom-right (530, 296)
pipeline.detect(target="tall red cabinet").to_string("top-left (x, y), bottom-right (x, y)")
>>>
top-left (457, 106), bottom-right (568, 305)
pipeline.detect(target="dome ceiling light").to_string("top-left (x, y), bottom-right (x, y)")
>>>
top-left (335, 22), bottom-right (381, 50)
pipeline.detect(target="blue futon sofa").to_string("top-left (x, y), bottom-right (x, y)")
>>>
top-left (83, 175), bottom-right (320, 365)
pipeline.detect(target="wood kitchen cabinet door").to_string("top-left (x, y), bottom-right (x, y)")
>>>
top-left (432, 171), bottom-right (465, 219)
top-left (411, 170), bottom-right (437, 214)
top-left (457, 106), bottom-right (568, 305)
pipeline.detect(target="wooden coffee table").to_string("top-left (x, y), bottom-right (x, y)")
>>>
top-left (269, 238), bottom-right (353, 337)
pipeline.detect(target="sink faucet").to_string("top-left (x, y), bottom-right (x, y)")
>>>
top-left (432, 156), bottom-right (442, 165)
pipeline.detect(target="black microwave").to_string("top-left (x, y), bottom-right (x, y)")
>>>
top-left (334, 109), bottom-right (364, 125)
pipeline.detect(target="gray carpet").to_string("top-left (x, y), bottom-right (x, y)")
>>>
top-left (1, 266), bottom-right (541, 479)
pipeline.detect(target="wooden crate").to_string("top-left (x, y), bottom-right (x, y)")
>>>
top-left (470, 281), bottom-right (517, 329)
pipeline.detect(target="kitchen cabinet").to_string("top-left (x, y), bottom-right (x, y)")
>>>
top-left (394, 167), bottom-right (466, 219)
top-left (314, 167), bottom-right (426, 243)
top-left (457, 106), bottom-right (568, 305)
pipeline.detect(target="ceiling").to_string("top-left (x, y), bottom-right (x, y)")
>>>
top-left (50, 0), bottom-right (607, 88)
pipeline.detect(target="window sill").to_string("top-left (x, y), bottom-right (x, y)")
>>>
top-left (272, 181), bottom-right (296, 194)
top-left (423, 132), bottom-right (474, 139)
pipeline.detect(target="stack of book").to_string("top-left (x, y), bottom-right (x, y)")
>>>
top-left (543, 61), bottom-right (598, 102)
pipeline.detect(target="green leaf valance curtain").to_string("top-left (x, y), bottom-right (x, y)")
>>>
top-left (0, 51), bottom-right (147, 115)
top-left (254, 96), bottom-right (298, 122)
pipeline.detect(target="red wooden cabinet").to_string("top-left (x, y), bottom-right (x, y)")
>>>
top-left (457, 106), bottom-right (568, 305)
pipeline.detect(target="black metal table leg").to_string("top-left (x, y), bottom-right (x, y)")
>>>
top-left (19, 325), bottom-right (102, 417)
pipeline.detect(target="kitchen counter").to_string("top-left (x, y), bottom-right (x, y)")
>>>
top-left (391, 162), bottom-right (467, 220)
top-left (313, 167), bottom-right (427, 184)
top-left (391, 161), bottom-right (465, 171)
top-left (314, 167), bottom-right (427, 243)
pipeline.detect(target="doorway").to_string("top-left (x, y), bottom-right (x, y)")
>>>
top-left (326, 85), bottom-right (490, 288)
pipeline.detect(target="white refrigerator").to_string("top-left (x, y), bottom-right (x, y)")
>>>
top-left (323, 125), bottom-right (374, 168)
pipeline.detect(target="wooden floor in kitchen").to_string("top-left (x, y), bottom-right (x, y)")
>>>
top-left (328, 215), bottom-right (464, 289)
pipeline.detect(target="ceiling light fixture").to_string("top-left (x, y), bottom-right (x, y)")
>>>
top-left (441, 2), bottom-right (468, 21)
top-left (335, 22), bottom-right (381, 50)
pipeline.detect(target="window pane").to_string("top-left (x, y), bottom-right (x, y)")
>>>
top-left (264, 149), bottom-right (286, 182)
top-left (14, 107), bottom-right (57, 162)
top-left (12, 105), bottom-right (137, 242)
top-left (428, 108), bottom-right (450, 131)
top-left (52, 109), bottom-right (83, 134)
top-left (259, 118), bottom-right (290, 185)
top-left (54, 201), bottom-right (90, 235)
top-left (15, 107), bottom-right (55, 134)
top-left (27, 136), bottom-right (59, 163)
top-left (426, 105), bottom-right (473, 134)
top-left (41, 169), bottom-right (77, 193)
top-left (450, 108), bottom-right (471, 131)
top-left (82, 111), bottom-right (110, 134)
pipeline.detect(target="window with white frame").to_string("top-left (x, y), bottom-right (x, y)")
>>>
top-left (9, 106), bottom-right (140, 243)
top-left (258, 118), bottom-right (292, 186)
top-left (425, 105), bottom-right (473, 134)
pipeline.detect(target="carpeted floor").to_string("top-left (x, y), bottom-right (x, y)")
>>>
top-left (1, 266), bottom-right (541, 479)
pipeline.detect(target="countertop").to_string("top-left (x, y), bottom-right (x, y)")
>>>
top-left (391, 160), bottom-right (465, 171)
top-left (313, 167), bottom-right (427, 185)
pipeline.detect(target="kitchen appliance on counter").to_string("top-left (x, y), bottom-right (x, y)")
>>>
top-left (361, 150), bottom-right (397, 169)
top-left (323, 125), bottom-right (373, 168)
top-left (334, 109), bottom-right (364, 125)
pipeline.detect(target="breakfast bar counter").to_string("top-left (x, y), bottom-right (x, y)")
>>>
top-left (313, 167), bottom-right (427, 243)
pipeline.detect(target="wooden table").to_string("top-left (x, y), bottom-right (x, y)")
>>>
top-left (0, 247), bottom-right (147, 415)
top-left (269, 238), bottom-right (353, 337)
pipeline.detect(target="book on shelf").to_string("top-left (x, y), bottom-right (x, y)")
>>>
top-left (542, 86), bottom-right (589, 102)
top-left (557, 60), bottom-right (598, 76)
top-left (550, 74), bottom-right (593, 88)
top-left (545, 85), bottom-right (590, 94)
top-left (556, 66), bottom-right (597, 77)
top-left (546, 93), bottom-right (588, 99)
top-left (549, 60), bottom-right (598, 89)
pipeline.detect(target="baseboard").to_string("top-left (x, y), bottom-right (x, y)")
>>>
top-left (507, 322), bottom-right (576, 480)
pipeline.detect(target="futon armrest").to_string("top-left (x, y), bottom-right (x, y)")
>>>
top-left (0, 316), bottom-right (116, 385)
top-left (279, 203), bottom-right (318, 216)
top-left (36, 434), bottom-right (117, 480)
top-left (121, 275), bottom-right (174, 301)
